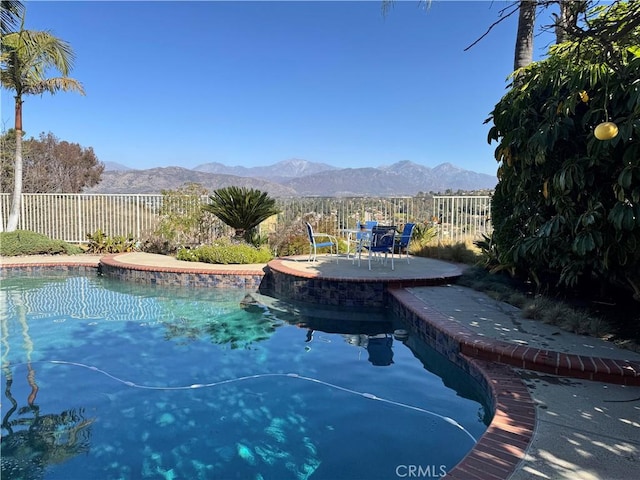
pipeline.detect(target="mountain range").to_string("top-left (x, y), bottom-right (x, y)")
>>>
top-left (90, 159), bottom-right (497, 196)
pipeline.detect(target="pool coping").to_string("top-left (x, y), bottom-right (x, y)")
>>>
top-left (0, 255), bottom-right (536, 479)
top-left (391, 289), bottom-right (640, 387)
top-left (445, 358), bottom-right (535, 480)
top-left (98, 253), bottom-right (266, 289)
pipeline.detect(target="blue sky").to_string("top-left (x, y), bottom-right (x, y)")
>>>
top-left (1, 1), bottom-right (557, 176)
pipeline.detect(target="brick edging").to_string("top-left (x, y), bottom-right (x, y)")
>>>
top-left (392, 288), bottom-right (640, 386)
top-left (0, 259), bottom-right (100, 269)
top-left (0, 259), bottom-right (99, 276)
top-left (100, 254), bottom-right (267, 276)
top-left (445, 358), bottom-right (535, 480)
top-left (267, 257), bottom-right (463, 286)
top-left (268, 257), bottom-right (405, 282)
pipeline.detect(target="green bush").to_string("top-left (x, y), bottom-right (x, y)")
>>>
top-left (204, 186), bottom-right (280, 245)
top-left (148, 184), bottom-right (222, 253)
top-left (0, 230), bottom-right (82, 256)
top-left (487, 2), bottom-right (640, 301)
top-left (86, 229), bottom-right (137, 254)
top-left (177, 240), bottom-right (273, 264)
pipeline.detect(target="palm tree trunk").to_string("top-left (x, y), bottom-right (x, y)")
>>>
top-left (555, 0), bottom-right (583, 44)
top-left (6, 97), bottom-right (23, 232)
top-left (514, 0), bottom-right (537, 71)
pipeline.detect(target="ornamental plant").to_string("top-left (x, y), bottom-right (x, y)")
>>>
top-left (0, 230), bottom-right (82, 256)
top-left (203, 186), bottom-right (281, 245)
top-left (151, 183), bottom-right (221, 252)
top-left (486, 3), bottom-right (640, 302)
top-left (176, 239), bottom-right (273, 265)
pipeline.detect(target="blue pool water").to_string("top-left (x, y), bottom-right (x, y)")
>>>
top-left (1, 275), bottom-right (490, 480)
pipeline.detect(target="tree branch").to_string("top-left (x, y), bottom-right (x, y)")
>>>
top-left (464, 2), bottom-right (521, 52)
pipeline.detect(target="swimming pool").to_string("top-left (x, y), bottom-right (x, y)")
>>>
top-left (1, 275), bottom-right (490, 479)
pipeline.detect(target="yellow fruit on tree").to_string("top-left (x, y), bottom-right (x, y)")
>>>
top-left (579, 91), bottom-right (589, 103)
top-left (594, 122), bottom-right (619, 140)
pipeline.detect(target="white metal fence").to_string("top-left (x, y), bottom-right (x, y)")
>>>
top-left (1, 194), bottom-right (167, 243)
top-left (1, 193), bottom-right (492, 244)
top-left (433, 195), bottom-right (492, 243)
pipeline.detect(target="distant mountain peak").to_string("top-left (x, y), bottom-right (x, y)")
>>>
top-left (277, 158), bottom-right (307, 166)
top-left (103, 161), bottom-right (132, 172)
top-left (393, 160), bottom-right (416, 167)
top-left (91, 158), bottom-right (496, 196)
top-left (193, 157), bottom-right (337, 180)
top-left (270, 158), bottom-right (338, 177)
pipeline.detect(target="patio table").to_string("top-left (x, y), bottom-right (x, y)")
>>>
top-left (341, 228), bottom-right (371, 259)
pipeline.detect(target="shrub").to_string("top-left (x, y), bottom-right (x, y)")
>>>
top-left (177, 240), bottom-right (273, 264)
top-left (487, 3), bottom-right (640, 302)
top-left (149, 184), bottom-right (222, 253)
top-left (0, 230), bottom-right (82, 256)
top-left (203, 186), bottom-right (281, 245)
top-left (414, 241), bottom-right (480, 265)
top-left (411, 223), bottom-right (438, 247)
top-left (86, 229), bottom-right (137, 254)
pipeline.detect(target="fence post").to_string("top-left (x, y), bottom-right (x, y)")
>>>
top-left (77, 194), bottom-right (83, 243)
top-left (136, 194), bottom-right (141, 240)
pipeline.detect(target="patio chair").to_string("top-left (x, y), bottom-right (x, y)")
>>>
top-left (305, 222), bottom-right (338, 262)
top-left (350, 220), bottom-right (378, 261)
top-left (360, 225), bottom-right (396, 270)
top-left (395, 223), bottom-right (416, 263)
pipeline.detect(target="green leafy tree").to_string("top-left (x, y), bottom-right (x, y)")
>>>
top-left (486, 2), bottom-right (640, 302)
top-left (203, 186), bottom-right (281, 244)
top-left (0, 9), bottom-right (84, 231)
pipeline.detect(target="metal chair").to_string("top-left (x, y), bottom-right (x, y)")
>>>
top-left (395, 223), bottom-right (416, 263)
top-left (305, 222), bottom-right (338, 262)
top-left (350, 220), bottom-right (378, 262)
top-left (359, 225), bottom-right (396, 270)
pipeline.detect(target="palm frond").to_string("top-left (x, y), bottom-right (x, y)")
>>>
top-left (0, 0), bottom-right (24, 35)
top-left (204, 187), bottom-right (281, 239)
top-left (1, 28), bottom-right (82, 96)
top-left (24, 77), bottom-right (84, 95)
top-left (18, 29), bottom-right (76, 75)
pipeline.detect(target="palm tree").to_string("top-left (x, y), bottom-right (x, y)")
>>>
top-left (1, 0), bottom-right (23, 35)
top-left (513, 0), bottom-right (537, 70)
top-left (515, 1), bottom-right (588, 70)
top-left (0, 10), bottom-right (84, 232)
top-left (381, 0), bottom-right (537, 71)
top-left (203, 186), bottom-right (281, 243)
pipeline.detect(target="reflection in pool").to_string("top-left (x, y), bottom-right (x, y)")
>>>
top-left (1, 275), bottom-right (490, 479)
